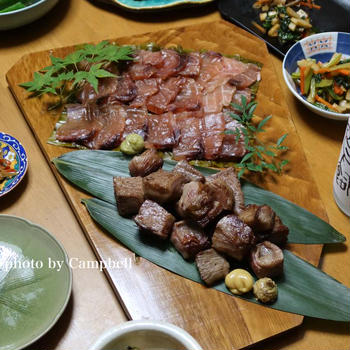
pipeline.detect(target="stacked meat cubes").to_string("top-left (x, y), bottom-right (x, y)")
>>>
top-left (113, 150), bottom-right (288, 287)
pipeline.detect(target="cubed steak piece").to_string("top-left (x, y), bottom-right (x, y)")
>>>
top-left (206, 177), bottom-right (234, 211)
top-left (195, 248), bottom-right (230, 286)
top-left (143, 169), bottom-right (185, 204)
top-left (212, 215), bottom-right (255, 261)
top-left (268, 216), bottom-right (289, 246)
top-left (177, 181), bottom-right (223, 228)
top-left (255, 205), bottom-right (276, 232)
top-left (238, 205), bottom-right (289, 246)
top-left (238, 204), bottom-right (275, 232)
top-left (170, 221), bottom-right (210, 260)
top-left (209, 167), bottom-right (244, 215)
top-left (238, 204), bottom-right (260, 229)
top-left (129, 149), bottom-right (163, 177)
top-left (113, 176), bottom-right (144, 216)
top-left (134, 200), bottom-right (175, 239)
top-left (250, 241), bottom-right (284, 278)
top-left (173, 160), bottom-right (205, 183)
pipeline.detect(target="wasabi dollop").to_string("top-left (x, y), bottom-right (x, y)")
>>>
top-left (120, 134), bottom-right (144, 155)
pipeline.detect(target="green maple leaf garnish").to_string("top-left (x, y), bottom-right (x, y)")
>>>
top-left (20, 41), bottom-right (134, 106)
top-left (225, 96), bottom-right (289, 177)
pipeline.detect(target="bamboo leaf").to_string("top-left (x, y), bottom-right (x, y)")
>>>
top-left (83, 197), bottom-right (350, 322)
top-left (52, 150), bottom-right (345, 244)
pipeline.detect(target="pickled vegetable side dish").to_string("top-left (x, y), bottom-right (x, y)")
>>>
top-left (292, 53), bottom-right (350, 113)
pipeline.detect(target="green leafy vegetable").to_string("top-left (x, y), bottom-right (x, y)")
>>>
top-left (225, 96), bottom-right (289, 178)
top-left (20, 41), bottom-right (134, 106)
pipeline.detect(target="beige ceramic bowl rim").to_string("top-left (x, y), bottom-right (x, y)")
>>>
top-left (0, 0), bottom-right (54, 16)
top-left (89, 320), bottom-right (203, 350)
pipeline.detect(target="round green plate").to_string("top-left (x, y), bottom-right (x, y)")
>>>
top-left (0, 215), bottom-right (72, 350)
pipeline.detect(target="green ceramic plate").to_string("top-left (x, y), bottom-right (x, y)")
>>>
top-left (0, 215), bottom-right (72, 350)
top-left (97, 0), bottom-right (214, 11)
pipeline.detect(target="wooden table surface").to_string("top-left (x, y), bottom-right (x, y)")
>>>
top-left (0, 1), bottom-right (349, 349)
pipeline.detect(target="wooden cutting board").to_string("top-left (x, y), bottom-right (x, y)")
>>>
top-left (6, 20), bottom-right (328, 350)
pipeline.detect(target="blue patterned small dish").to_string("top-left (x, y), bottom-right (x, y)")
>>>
top-left (283, 32), bottom-right (350, 121)
top-left (0, 132), bottom-right (28, 197)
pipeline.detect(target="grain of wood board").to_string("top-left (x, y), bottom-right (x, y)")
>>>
top-left (6, 20), bottom-right (328, 350)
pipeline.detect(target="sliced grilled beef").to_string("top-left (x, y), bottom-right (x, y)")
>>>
top-left (212, 215), bottom-right (255, 261)
top-left (170, 221), bottom-right (210, 260)
top-left (87, 104), bottom-right (126, 149)
top-left (56, 104), bottom-right (98, 144)
top-left (113, 176), bottom-right (144, 216)
top-left (200, 113), bottom-right (225, 160)
top-left (173, 160), bottom-right (205, 183)
top-left (209, 167), bottom-right (244, 215)
top-left (179, 52), bottom-right (201, 77)
top-left (250, 241), bottom-right (284, 278)
top-left (173, 113), bottom-right (202, 160)
top-left (195, 248), bottom-right (230, 286)
top-left (147, 77), bottom-right (185, 115)
top-left (134, 200), bottom-right (175, 239)
top-left (168, 78), bottom-right (202, 113)
top-left (129, 78), bottom-right (159, 109)
top-left (155, 49), bottom-right (188, 80)
top-left (146, 112), bottom-right (176, 150)
top-left (123, 108), bottom-right (148, 140)
top-left (77, 77), bottom-right (119, 104)
top-left (229, 63), bottom-right (261, 89)
top-left (143, 169), bottom-right (185, 204)
top-left (219, 119), bottom-right (247, 161)
top-left (129, 149), bottom-right (163, 177)
top-left (107, 73), bottom-right (137, 103)
top-left (177, 181), bottom-right (223, 228)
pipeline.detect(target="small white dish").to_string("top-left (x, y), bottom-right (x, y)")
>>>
top-left (89, 320), bottom-right (203, 350)
top-left (0, 0), bottom-right (58, 31)
top-left (283, 32), bottom-right (350, 121)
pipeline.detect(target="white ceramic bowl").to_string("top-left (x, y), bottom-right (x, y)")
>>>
top-left (283, 32), bottom-right (350, 121)
top-left (89, 320), bottom-right (203, 350)
top-left (0, 0), bottom-right (58, 31)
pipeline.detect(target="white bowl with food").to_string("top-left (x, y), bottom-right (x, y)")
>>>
top-left (0, 0), bottom-right (58, 31)
top-left (283, 32), bottom-right (350, 121)
top-left (89, 320), bottom-right (203, 350)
